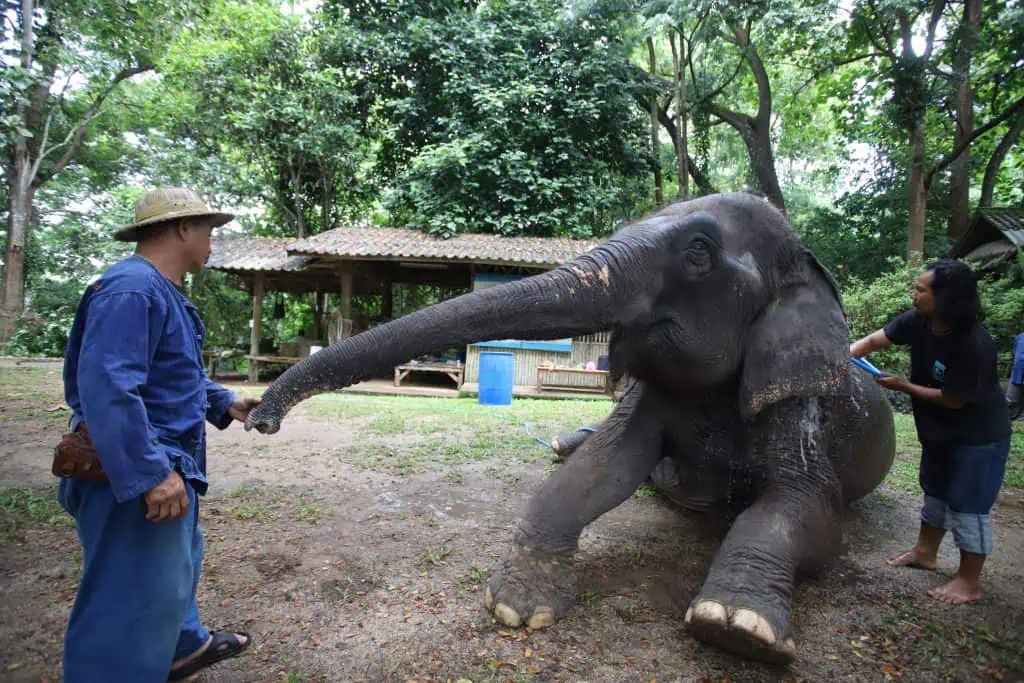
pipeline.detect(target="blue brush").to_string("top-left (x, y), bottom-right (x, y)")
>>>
top-left (851, 356), bottom-right (885, 378)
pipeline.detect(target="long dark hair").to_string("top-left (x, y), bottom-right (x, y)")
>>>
top-left (925, 258), bottom-right (982, 332)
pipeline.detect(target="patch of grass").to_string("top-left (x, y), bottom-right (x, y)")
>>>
top-left (351, 443), bottom-right (421, 476)
top-left (886, 457), bottom-right (922, 492)
top-left (369, 412), bottom-right (406, 435)
top-left (468, 564), bottom-right (489, 583)
top-left (296, 500), bottom-right (321, 524)
top-left (222, 485), bottom-right (324, 522)
top-left (633, 483), bottom-right (659, 498)
top-left (874, 600), bottom-right (1024, 676)
top-left (0, 486), bottom-right (72, 539)
top-left (484, 465), bottom-right (521, 486)
top-left (416, 543), bottom-right (453, 570)
top-left (578, 590), bottom-right (601, 607)
top-left (444, 469), bottom-right (465, 485)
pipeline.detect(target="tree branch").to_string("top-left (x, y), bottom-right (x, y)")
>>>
top-left (922, 0), bottom-right (947, 62)
top-left (628, 90), bottom-right (716, 195)
top-left (32, 63), bottom-right (155, 188)
top-left (730, 21), bottom-right (771, 126)
top-left (927, 94), bottom-right (1024, 183)
top-left (980, 107), bottom-right (1024, 207)
top-left (856, 0), bottom-right (897, 66)
top-left (788, 52), bottom-right (883, 102)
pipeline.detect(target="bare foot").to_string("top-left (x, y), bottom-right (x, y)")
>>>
top-left (885, 547), bottom-right (937, 570)
top-left (928, 576), bottom-right (981, 604)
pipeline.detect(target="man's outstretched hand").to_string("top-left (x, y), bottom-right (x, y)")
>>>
top-left (229, 396), bottom-right (262, 423)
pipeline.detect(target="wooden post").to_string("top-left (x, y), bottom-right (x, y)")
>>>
top-left (382, 264), bottom-right (393, 321)
top-left (249, 273), bottom-right (265, 383)
top-left (312, 291), bottom-right (324, 341)
top-left (339, 261), bottom-right (353, 336)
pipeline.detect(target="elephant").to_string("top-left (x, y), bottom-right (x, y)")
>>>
top-left (245, 192), bottom-right (896, 665)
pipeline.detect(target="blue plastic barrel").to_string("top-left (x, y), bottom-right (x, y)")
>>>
top-left (478, 351), bottom-right (514, 406)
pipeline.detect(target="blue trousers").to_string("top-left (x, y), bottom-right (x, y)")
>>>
top-left (58, 477), bottom-right (211, 683)
top-left (918, 435), bottom-right (1010, 555)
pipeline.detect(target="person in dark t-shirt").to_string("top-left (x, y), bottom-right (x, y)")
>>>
top-left (850, 258), bottom-right (1011, 605)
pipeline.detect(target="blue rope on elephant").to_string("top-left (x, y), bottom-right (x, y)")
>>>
top-left (521, 423), bottom-right (596, 449)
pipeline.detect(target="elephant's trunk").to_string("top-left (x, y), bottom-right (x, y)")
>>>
top-left (245, 232), bottom-right (662, 434)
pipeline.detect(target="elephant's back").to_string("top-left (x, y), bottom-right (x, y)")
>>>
top-left (830, 370), bottom-right (897, 504)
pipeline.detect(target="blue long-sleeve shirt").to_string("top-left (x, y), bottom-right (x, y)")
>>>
top-left (1012, 332), bottom-right (1024, 386)
top-left (63, 255), bottom-right (238, 503)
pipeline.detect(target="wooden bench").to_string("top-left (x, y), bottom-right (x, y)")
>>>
top-left (204, 349), bottom-right (243, 379)
top-left (536, 367), bottom-right (611, 395)
top-left (245, 355), bottom-right (302, 382)
top-left (394, 361), bottom-right (464, 388)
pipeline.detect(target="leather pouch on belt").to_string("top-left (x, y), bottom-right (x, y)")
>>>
top-left (52, 424), bottom-right (109, 483)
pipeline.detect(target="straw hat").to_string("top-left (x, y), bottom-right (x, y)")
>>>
top-left (114, 187), bottom-right (235, 242)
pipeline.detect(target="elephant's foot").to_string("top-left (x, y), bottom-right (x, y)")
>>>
top-left (484, 546), bottom-right (576, 630)
top-left (685, 599), bottom-right (797, 665)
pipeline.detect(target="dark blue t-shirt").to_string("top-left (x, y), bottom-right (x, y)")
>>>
top-left (883, 310), bottom-right (1010, 446)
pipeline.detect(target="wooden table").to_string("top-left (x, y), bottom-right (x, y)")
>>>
top-left (394, 362), bottom-right (464, 388)
top-left (536, 367), bottom-right (611, 394)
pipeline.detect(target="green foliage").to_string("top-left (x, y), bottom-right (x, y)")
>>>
top-left (158, 0), bottom-right (377, 237)
top-left (795, 171), bottom-right (951, 285)
top-left (5, 180), bottom-right (137, 357)
top-left (369, 0), bottom-right (653, 238)
top-left (842, 260), bottom-right (918, 381)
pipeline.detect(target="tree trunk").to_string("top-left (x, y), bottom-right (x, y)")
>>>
top-left (647, 37), bottom-right (663, 205)
top-left (653, 106), bottom-right (715, 195)
top-left (746, 126), bottom-right (785, 212)
top-left (672, 31), bottom-right (688, 198)
top-left (947, 0), bottom-right (981, 241)
top-left (708, 25), bottom-right (785, 213)
top-left (980, 109), bottom-right (1024, 208)
top-left (907, 117), bottom-right (928, 263)
top-left (0, 162), bottom-right (34, 342)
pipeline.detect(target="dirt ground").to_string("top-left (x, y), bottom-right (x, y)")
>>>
top-left (1, 360), bottom-right (1023, 683)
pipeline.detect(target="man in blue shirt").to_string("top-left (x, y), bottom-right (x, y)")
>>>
top-left (58, 187), bottom-right (260, 682)
top-left (1009, 332), bottom-right (1024, 419)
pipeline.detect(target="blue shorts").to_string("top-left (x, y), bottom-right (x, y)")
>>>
top-left (919, 436), bottom-right (1010, 515)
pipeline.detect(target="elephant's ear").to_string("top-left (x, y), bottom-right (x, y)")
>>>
top-left (738, 248), bottom-right (850, 421)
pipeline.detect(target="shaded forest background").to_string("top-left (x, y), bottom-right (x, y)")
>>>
top-left (1, 0), bottom-right (1022, 374)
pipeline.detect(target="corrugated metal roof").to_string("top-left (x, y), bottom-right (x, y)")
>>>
top-left (207, 236), bottom-right (313, 272)
top-left (948, 207), bottom-right (1024, 260)
top-left (978, 207), bottom-right (1024, 248)
top-left (286, 224), bottom-right (601, 266)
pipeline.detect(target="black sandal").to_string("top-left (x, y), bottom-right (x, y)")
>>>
top-left (168, 630), bottom-right (253, 681)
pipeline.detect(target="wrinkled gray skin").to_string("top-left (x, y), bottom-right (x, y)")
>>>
top-left (245, 192), bottom-right (896, 666)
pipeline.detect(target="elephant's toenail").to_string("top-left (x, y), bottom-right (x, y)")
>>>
top-left (694, 601), bottom-right (727, 624)
top-left (731, 609), bottom-right (776, 645)
top-left (783, 638), bottom-right (796, 655)
top-left (684, 607), bottom-right (693, 624)
top-left (527, 606), bottom-right (555, 629)
top-left (484, 587), bottom-right (494, 609)
top-left (494, 603), bottom-right (522, 627)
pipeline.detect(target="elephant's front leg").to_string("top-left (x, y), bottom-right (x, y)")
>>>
top-left (686, 397), bottom-right (844, 665)
top-left (486, 396), bottom-right (665, 629)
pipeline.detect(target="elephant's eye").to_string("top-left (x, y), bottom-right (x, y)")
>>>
top-left (685, 237), bottom-right (714, 274)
